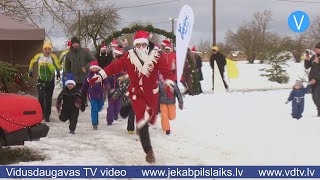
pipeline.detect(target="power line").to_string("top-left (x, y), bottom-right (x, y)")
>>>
top-left (274, 0), bottom-right (320, 3)
top-left (118, 0), bottom-right (179, 9)
top-left (120, 20), bottom-right (169, 24)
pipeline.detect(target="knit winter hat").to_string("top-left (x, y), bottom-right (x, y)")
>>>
top-left (43, 40), bottom-right (53, 50)
top-left (294, 80), bottom-right (303, 88)
top-left (71, 36), bottom-right (80, 44)
top-left (65, 73), bottom-right (76, 86)
top-left (212, 46), bottom-right (219, 51)
top-left (90, 61), bottom-right (102, 70)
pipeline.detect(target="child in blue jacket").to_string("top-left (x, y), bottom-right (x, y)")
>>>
top-left (286, 80), bottom-right (311, 120)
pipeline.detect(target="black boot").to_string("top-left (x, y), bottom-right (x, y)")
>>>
top-left (146, 149), bottom-right (155, 163)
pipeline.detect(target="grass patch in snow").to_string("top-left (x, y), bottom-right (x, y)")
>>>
top-left (0, 147), bottom-right (46, 165)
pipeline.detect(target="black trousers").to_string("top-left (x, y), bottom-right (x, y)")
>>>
top-left (59, 109), bottom-right (79, 131)
top-left (139, 125), bottom-right (152, 154)
top-left (37, 79), bottom-right (54, 120)
top-left (212, 70), bottom-right (228, 90)
top-left (312, 86), bottom-right (320, 115)
top-left (127, 106), bottom-right (135, 131)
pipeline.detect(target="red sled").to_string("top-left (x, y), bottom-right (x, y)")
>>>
top-left (0, 93), bottom-right (49, 149)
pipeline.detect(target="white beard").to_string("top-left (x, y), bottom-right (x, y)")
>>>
top-left (135, 47), bottom-right (149, 62)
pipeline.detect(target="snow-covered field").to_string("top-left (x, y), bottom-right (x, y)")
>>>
top-left (14, 61), bottom-right (320, 178)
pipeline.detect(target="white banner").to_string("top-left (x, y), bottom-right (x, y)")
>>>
top-left (176, 5), bottom-right (194, 82)
top-left (213, 61), bottom-right (227, 94)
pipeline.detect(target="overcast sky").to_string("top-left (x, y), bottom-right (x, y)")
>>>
top-left (53, 0), bottom-right (319, 49)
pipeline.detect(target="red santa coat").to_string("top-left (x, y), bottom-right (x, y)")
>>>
top-left (162, 52), bottom-right (177, 81)
top-left (103, 49), bottom-right (174, 129)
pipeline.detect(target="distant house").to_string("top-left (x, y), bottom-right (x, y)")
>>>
top-left (0, 14), bottom-right (45, 71)
top-left (226, 51), bottom-right (247, 61)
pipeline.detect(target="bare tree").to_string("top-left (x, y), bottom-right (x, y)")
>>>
top-left (225, 10), bottom-right (272, 63)
top-left (282, 34), bottom-right (307, 63)
top-left (197, 39), bottom-right (211, 58)
top-left (0, 0), bottom-right (100, 39)
top-left (68, 4), bottom-right (120, 51)
top-left (305, 16), bottom-right (320, 48)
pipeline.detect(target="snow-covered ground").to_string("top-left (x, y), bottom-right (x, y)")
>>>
top-left (14, 61), bottom-right (320, 178)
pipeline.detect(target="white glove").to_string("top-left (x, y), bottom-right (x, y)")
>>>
top-left (97, 69), bottom-right (108, 81)
top-left (89, 69), bottom-right (108, 85)
top-left (164, 79), bottom-right (175, 89)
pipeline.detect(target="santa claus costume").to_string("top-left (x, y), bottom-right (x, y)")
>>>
top-left (89, 30), bottom-right (175, 163)
top-left (161, 39), bottom-right (177, 82)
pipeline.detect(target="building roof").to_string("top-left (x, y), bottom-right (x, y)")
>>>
top-left (0, 14), bottom-right (45, 40)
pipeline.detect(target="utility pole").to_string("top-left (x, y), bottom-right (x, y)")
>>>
top-left (169, 17), bottom-right (176, 50)
top-left (212, 0), bottom-right (216, 46)
top-left (78, 10), bottom-right (81, 38)
top-left (171, 18), bottom-right (174, 34)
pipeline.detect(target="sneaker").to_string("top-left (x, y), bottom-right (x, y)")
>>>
top-left (93, 125), bottom-right (98, 130)
top-left (128, 131), bottom-right (134, 134)
top-left (70, 130), bottom-right (75, 134)
top-left (114, 115), bottom-right (118, 121)
top-left (107, 122), bottom-right (112, 126)
top-left (146, 150), bottom-right (155, 163)
top-left (165, 130), bottom-right (171, 135)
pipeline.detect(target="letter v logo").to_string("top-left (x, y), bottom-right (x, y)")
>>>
top-left (288, 11), bottom-right (310, 32)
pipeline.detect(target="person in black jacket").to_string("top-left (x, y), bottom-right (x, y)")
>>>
top-left (56, 74), bottom-right (85, 134)
top-left (96, 42), bottom-right (113, 69)
top-left (210, 46), bottom-right (228, 91)
top-left (304, 42), bottom-right (320, 116)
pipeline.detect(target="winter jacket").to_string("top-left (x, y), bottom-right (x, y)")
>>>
top-left (106, 72), bottom-right (125, 99)
top-left (159, 81), bottom-right (183, 104)
top-left (64, 47), bottom-right (93, 84)
top-left (56, 87), bottom-right (82, 112)
top-left (304, 55), bottom-right (320, 84)
top-left (210, 52), bottom-right (226, 74)
top-left (81, 71), bottom-right (108, 100)
top-left (95, 51), bottom-right (113, 69)
top-left (29, 53), bottom-right (62, 82)
top-left (195, 53), bottom-right (203, 81)
top-left (120, 78), bottom-right (132, 107)
top-left (162, 52), bottom-right (177, 81)
top-left (288, 85), bottom-right (311, 104)
top-left (59, 49), bottom-right (69, 66)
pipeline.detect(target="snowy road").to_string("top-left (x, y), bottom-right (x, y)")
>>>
top-left (7, 62), bottom-right (320, 180)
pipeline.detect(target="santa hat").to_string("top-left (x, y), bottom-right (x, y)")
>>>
top-left (110, 39), bottom-right (118, 47)
top-left (191, 46), bottom-right (197, 52)
top-left (90, 61), bottom-right (102, 70)
top-left (133, 30), bottom-right (149, 46)
top-left (65, 73), bottom-right (76, 86)
top-left (100, 42), bottom-right (107, 56)
top-left (100, 42), bottom-right (107, 50)
top-left (161, 40), bottom-right (172, 50)
top-left (154, 44), bottom-right (160, 51)
top-left (113, 47), bottom-right (123, 55)
top-left (65, 40), bottom-right (71, 50)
